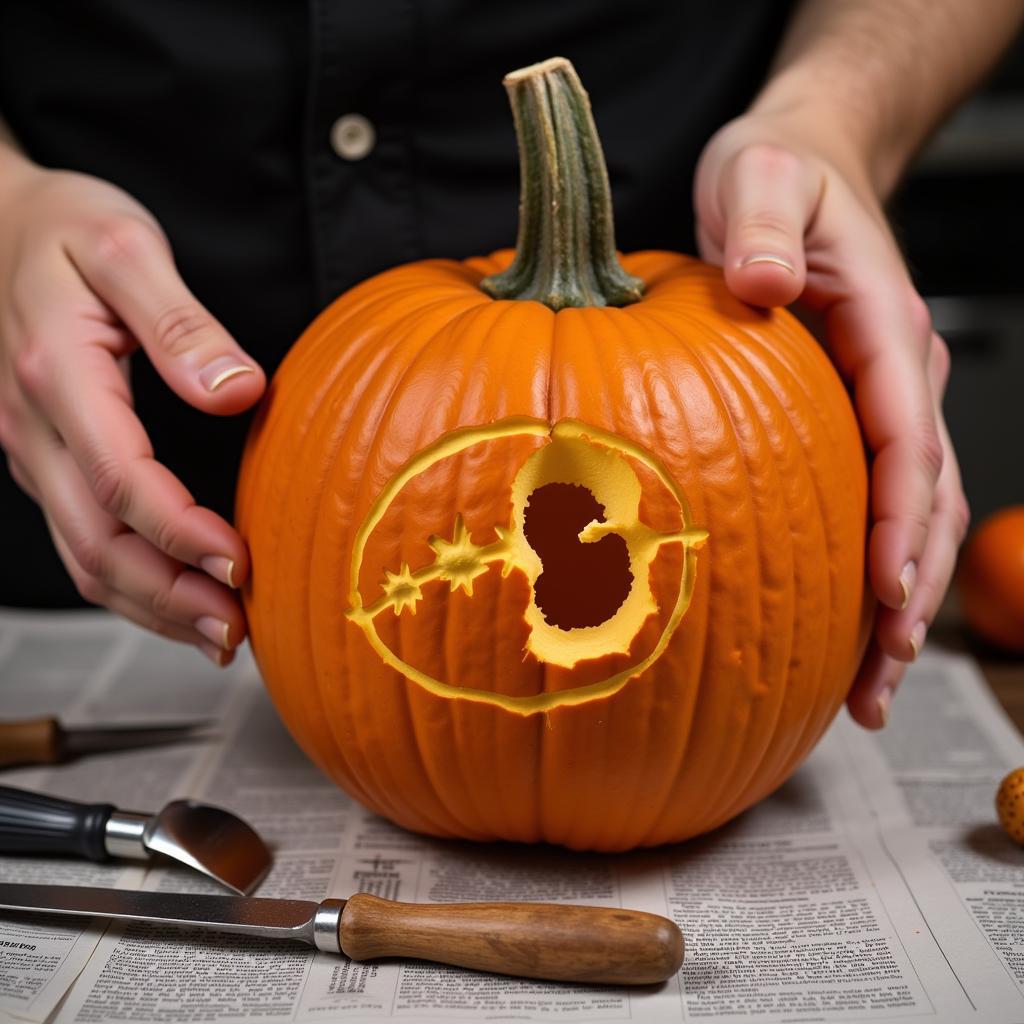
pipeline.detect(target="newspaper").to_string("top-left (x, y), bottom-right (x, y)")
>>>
top-left (1, 607), bottom-right (1022, 1024)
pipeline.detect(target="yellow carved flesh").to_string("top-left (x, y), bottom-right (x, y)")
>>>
top-left (346, 418), bottom-right (708, 714)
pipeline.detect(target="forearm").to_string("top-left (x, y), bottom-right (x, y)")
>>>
top-left (752, 0), bottom-right (1024, 197)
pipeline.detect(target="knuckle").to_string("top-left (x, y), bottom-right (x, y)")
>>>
top-left (912, 423), bottom-right (944, 481)
top-left (952, 492), bottom-right (971, 541)
top-left (90, 217), bottom-right (160, 267)
top-left (69, 533), bottom-right (108, 582)
top-left (89, 454), bottom-right (132, 518)
top-left (149, 512), bottom-right (184, 558)
top-left (149, 583), bottom-right (176, 620)
top-left (11, 340), bottom-right (50, 402)
top-left (148, 567), bottom-right (186, 620)
top-left (736, 209), bottom-right (797, 242)
top-left (903, 506), bottom-right (934, 538)
top-left (734, 142), bottom-right (803, 182)
top-left (151, 305), bottom-right (214, 358)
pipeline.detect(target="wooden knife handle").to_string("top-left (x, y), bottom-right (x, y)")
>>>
top-left (338, 893), bottom-right (683, 985)
top-left (0, 718), bottom-right (63, 768)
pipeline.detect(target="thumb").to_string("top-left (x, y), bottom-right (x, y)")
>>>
top-left (70, 217), bottom-right (265, 415)
top-left (716, 144), bottom-right (818, 309)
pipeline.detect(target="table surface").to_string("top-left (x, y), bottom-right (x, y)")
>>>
top-left (934, 593), bottom-right (1024, 735)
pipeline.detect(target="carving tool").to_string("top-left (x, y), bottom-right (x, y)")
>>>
top-left (0, 786), bottom-right (271, 895)
top-left (0, 883), bottom-right (684, 985)
top-left (0, 716), bottom-right (213, 768)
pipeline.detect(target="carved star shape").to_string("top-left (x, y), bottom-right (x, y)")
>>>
top-left (428, 516), bottom-right (490, 596)
top-left (380, 562), bottom-right (423, 616)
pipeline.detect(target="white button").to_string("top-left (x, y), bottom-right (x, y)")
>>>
top-left (330, 114), bottom-right (375, 161)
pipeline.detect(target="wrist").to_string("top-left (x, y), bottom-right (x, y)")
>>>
top-left (749, 63), bottom-right (906, 201)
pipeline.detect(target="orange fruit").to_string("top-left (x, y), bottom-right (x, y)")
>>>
top-left (996, 767), bottom-right (1024, 845)
top-left (958, 507), bottom-right (1024, 653)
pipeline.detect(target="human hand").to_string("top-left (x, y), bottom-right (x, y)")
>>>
top-left (0, 163), bottom-right (266, 665)
top-left (694, 112), bottom-right (969, 729)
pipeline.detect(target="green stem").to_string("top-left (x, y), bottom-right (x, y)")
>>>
top-left (480, 57), bottom-right (643, 311)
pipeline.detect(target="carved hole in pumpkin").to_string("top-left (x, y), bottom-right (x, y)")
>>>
top-left (523, 482), bottom-right (633, 630)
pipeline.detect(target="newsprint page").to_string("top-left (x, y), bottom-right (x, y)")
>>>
top-left (0, 608), bottom-right (1022, 1024)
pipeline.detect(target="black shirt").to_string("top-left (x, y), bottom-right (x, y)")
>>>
top-left (0, 1), bottom-right (794, 606)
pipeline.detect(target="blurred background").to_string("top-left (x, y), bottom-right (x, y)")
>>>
top-left (894, 32), bottom-right (1024, 524)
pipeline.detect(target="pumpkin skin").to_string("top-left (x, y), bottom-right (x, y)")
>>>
top-left (236, 248), bottom-right (873, 851)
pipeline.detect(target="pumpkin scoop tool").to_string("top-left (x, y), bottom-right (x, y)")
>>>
top-left (0, 785), bottom-right (271, 895)
top-left (0, 883), bottom-right (683, 985)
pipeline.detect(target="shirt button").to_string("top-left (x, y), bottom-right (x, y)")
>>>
top-left (330, 114), bottom-right (376, 161)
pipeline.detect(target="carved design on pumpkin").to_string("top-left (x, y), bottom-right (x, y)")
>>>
top-left (346, 417), bottom-right (708, 713)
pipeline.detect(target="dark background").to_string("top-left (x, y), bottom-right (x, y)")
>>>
top-left (893, 32), bottom-right (1024, 524)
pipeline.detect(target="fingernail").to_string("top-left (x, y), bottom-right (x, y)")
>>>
top-left (898, 561), bottom-right (917, 610)
top-left (200, 555), bottom-right (236, 588)
top-left (196, 615), bottom-right (232, 650)
top-left (909, 620), bottom-right (927, 660)
top-left (739, 252), bottom-right (796, 275)
top-left (199, 356), bottom-right (256, 392)
top-left (877, 686), bottom-right (892, 728)
top-left (198, 641), bottom-right (231, 668)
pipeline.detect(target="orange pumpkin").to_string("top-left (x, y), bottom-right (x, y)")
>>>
top-left (959, 507), bottom-right (1024, 653)
top-left (237, 58), bottom-right (872, 851)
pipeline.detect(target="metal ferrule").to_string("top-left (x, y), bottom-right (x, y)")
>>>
top-left (312, 899), bottom-right (345, 953)
top-left (104, 811), bottom-right (151, 860)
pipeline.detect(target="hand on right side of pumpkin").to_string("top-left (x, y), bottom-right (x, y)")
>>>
top-left (694, 115), bottom-right (970, 731)
top-left (0, 150), bottom-right (265, 664)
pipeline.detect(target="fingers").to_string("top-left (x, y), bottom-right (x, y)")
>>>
top-left (50, 525), bottom-right (235, 668)
top-left (846, 639), bottom-right (907, 730)
top-left (29, 428), bottom-right (246, 666)
top-left (12, 271), bottom-right (250, 584)
top-left (847, 334), bottom-right (968, 727)
top-left (813, 197), bottom-right (942, 621)
top-left (706, 144), bottom-right (821, 308)
top-left (65, 217), bottom-right (265, 416)
top-left (0, 170), bottom-right (257, 653)
top-left (873, 335), bottom-right (969, 660)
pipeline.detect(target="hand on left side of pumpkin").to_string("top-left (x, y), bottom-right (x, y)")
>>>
top-left (693, 116), bottom-right (970, 730)
top-left (0, 164), bottom-right (266, 664)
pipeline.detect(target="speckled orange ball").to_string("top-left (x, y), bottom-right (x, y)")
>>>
top-left (996, 767), bottom-right (1024, 845)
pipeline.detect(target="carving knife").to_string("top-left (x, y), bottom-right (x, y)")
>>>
top-left (0, 716), bottom-right (213, 768)
top-left (0, 883), bottom-right (684, 985)
top-left (0, 786), bottom-right (271, 895)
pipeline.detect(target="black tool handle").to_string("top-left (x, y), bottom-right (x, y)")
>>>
top-left (0, 785), bottom-right (114, 861)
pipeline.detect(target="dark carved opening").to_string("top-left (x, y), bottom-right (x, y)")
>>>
top-left (522, 482), bottom-right (633, 630)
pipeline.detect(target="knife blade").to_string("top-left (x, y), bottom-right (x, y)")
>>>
top-left (0, 883), bottom-right (684, 985)
top-left (0, 716), bottom-right (213, 768)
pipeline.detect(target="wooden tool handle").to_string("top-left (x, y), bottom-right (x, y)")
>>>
top-left (338, 894), bottom-right (683, 985)
top-left (0, 718), bottom-right (63, 768)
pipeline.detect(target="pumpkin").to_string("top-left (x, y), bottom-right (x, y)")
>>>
top-left (958, 506), bottom-right (1024, 653)
top-left (237, 57), bottom-right (872, 851)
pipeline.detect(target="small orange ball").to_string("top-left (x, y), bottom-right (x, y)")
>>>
top-left (996, 767), bottom-right (1024, 845)
top-left (958, 506), bottom-right (1024, 653)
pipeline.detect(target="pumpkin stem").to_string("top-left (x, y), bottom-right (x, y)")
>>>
top-left (480, 57), bottom-right (644, 311)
